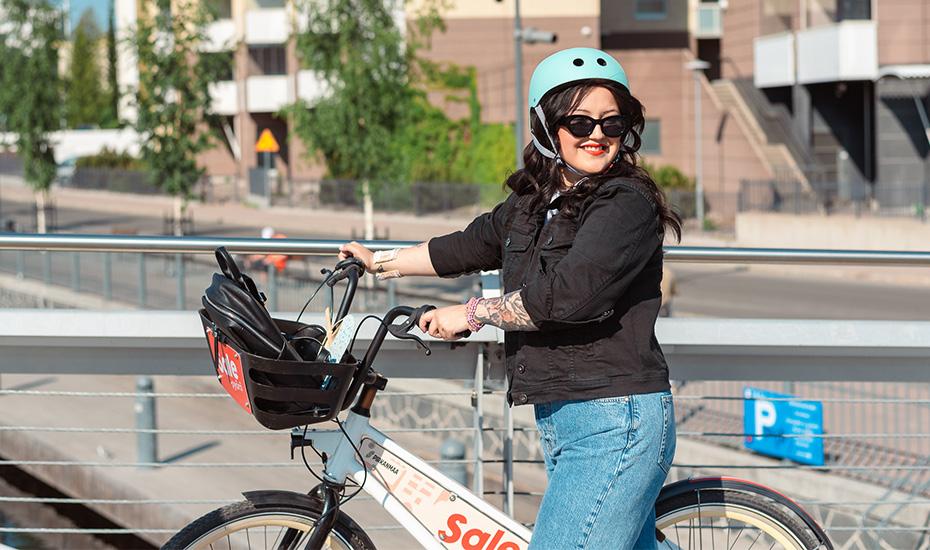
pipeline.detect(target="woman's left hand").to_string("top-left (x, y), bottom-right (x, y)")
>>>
top-left (418, 304), bottom-right (471, 340)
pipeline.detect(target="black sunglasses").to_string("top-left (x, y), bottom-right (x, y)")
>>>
top-left (559, 115), bottom-right (628, 138)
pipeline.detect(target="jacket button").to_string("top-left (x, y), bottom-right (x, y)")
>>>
top-left (504, 237), bottom-right (511, 247)
top-left (517, 364), bottom-right (526, 374)
top-left (517, 393), bottom-right (528, 404)
top-left (545, 236), bottom-right (553, 245)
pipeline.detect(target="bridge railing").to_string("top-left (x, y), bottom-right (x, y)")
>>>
top-left (2, 234), bottom-right (930, 548)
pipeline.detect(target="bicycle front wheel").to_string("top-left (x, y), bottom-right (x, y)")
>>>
top-left (656, 488), bottom-right (825, 550)
top-left (163, 498), bottom-right (375, 550)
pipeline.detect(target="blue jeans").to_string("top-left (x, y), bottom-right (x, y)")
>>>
top-left (529, 391), bottom-right (676, 550)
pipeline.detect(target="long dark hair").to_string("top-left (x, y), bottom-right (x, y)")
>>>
top-left (505, 79), bottom-right (682, 242)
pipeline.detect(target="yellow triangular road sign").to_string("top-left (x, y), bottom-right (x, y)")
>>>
top-left (255, 129), bottom-right (280, 153)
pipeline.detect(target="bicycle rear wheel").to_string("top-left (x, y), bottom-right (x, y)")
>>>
top-left (656, 487), bottom-right (825, 549)
top-left (163, 497), bottom-right (375, 550)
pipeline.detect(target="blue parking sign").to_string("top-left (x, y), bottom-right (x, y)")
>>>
top-left (743, 387), bottom-right (824, 466)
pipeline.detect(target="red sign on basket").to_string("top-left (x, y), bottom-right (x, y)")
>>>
top-left (205, 328), bottom-right (251, 414)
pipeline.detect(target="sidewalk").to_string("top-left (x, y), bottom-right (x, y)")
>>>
top-left (0, 178), bottom-right (476, 242)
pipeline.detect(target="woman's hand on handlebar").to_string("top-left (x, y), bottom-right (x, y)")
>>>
top-left (338, 241), bottom-right (375, 274)
top-left (418, 304), bottom-right (470, 341)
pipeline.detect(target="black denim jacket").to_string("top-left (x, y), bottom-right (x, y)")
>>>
top-left (428, 178), bottom-right (671, 405)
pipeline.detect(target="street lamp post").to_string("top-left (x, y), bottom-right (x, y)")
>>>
top-left (507, 0), bottom-right (556, 170)
top-left (685, 59), bottom-right (711, 229)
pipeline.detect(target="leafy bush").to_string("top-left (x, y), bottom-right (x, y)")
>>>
top-left (643, 161), bottom-right (694, 190)
top-left (75, 148), bottom-right (143, 170)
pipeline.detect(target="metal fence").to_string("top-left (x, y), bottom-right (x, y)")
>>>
top-left (286, 179), bottom-right (483, 216)
top-left (739, 178), bottom-right (930, 220)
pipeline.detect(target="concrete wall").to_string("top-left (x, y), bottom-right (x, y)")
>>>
top-left (736, 211), bottom-right (930, 251)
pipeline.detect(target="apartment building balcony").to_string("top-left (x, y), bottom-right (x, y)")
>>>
top-left (246, 74), bottom-right (293, 112)
top-left (209, 80), bottom-right (238, 115)
top-left (202, 18), bottom-right (236, 52)
top-left (754, 20), bottom-right (876, 87)
top-left (754, 32), bottom-right (795, 88)
top-left (796, 20), bottom-right (876, 84)
top-left (245, 8), bottom-right (288, 45)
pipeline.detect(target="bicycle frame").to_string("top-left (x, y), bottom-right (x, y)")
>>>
top-left (300, 410), bottom-right (533, 550)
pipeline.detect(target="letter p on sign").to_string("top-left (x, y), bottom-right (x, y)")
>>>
top-left (754, 400), bottom-right (777, 438)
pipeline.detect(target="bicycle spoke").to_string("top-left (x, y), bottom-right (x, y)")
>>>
top-left (746, 527), bottom-right (763, 549)
top-left (728, 525), bottom-right (745, 550)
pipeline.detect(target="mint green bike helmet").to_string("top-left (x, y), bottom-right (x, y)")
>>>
top-left (527, 48), bottom-right (630, 171)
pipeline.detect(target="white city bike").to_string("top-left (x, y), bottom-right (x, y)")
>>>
top-left (166, 258), bottom-right (832, 550)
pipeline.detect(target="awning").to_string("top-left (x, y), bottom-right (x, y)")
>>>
top-left (877, 65), bottom-right (930, 80)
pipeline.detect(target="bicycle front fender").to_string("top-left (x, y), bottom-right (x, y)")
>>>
top-left (656, 476), bottom-right (833, 550)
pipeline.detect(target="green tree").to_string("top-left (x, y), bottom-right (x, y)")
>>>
top-left (66, 9), bottom-right (106, 128)
top-left (131, 0), bottom-right (225, 234)
top-left (0, 0), bottom-right (62, 233)
top-left (103, 0), bottom-right (121, 128)
top-left (288, 0), bottom-right (445, 239)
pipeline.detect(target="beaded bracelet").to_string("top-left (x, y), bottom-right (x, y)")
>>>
top-left (465, 296), bottom-right (485, 333)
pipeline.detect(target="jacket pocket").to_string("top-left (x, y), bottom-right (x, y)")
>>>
top-left (538, 233), bottom-right (574, 273)
top-left (502, 229), bottom-right (533, 292)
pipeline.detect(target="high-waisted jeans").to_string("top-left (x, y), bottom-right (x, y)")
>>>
top-left (529, 391), bottom-right (676, 549)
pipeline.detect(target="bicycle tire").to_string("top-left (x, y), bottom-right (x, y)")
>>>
top-left (162, 497), bottom-right (375, 550)
top-left (655, 488), bottom-right (824, 549)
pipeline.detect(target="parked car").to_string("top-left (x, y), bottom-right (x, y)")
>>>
top-left (55, 157), bottom-right (77, 185)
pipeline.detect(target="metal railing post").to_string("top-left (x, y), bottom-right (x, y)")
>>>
top-left (103, 252), bottom-right (112, 300)
top-left (387, 279), bottom-right (397, 309)
top-left (71, 252), bottom-right (80, 291)
top-left (138, 253), bottom-right (147, 307)
top-left (176, 253), bottom-right (186, 310)
top-left (15, 249), bottom-right (24, 279)
top-left (502, 377), bottom-right (514, 518)
top-left (135, 376), bottom-right (158, 467)
top-left (42, 251), bottom-right (51, 284)
top-left (267, 263), bottom-right (277, 311)
top-left (473, 345), bottom-right (485, 497)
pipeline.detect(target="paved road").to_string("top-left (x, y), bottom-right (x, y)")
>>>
top-left (669, 264), bottom-right (930, 320)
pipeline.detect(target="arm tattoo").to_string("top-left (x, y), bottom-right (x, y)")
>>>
top-left (474, 291), bottom-right (539, 331)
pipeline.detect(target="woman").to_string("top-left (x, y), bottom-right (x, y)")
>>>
top-left (339, 47), bottom-right (681, 549)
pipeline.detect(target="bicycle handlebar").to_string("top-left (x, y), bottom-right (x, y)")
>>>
top-left (326, 258), bottom-right (365, 322)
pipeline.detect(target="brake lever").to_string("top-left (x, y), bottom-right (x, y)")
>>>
top-left (388, 305), bottom-right (435, 356)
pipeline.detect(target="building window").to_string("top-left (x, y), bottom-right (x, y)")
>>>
top-left (641, 119), bottom-right (661, 155)
top-left (249, 46), bottom-right (287, 76)
top-left (635, 0), bottom-right (667, 20)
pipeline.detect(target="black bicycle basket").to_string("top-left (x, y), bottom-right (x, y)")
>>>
top-left (199, 247), bottom-right (362, 430)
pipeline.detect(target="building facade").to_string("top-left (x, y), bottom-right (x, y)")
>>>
top-left (116, 0), bottom-right (930, 219)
